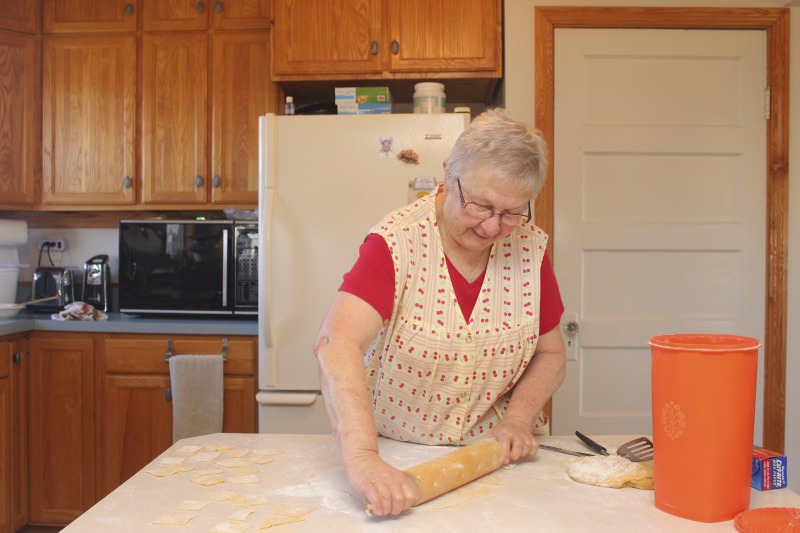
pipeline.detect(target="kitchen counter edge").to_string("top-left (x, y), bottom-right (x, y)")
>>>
top-left (0, 313), bottom-right (258, 337)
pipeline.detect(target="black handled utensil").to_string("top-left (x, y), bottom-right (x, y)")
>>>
top-left (539, 444), bottom-right (595, 457)
top-left (575, 431), bottom-right (609, 456)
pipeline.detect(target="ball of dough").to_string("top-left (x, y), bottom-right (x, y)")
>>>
top-left (566, 455), bottom-right (654, 490)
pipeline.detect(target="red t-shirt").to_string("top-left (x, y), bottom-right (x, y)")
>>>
top-left (340, 233), bottom-right (565, 334)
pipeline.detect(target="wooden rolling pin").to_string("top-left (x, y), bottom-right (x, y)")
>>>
top-left (405, 438), bottom-right (505, 506)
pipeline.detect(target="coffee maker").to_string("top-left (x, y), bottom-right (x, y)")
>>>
top-left (82, 254), bottom-right (110, 311)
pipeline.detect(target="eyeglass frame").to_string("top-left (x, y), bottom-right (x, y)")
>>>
top-left (455, 177), bottom-right (532, 225)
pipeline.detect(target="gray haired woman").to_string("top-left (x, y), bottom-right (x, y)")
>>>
top-left (314, 108), bottom-right (567, 516)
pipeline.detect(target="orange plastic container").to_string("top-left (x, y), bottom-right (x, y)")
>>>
top-left (650, 334), bottom-right (760, 523)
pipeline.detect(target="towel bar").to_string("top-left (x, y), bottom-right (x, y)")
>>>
top-left (165, 338), bottom-right (228, 362)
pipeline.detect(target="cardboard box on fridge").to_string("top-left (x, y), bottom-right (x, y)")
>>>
top-left (336, 103), bottom-right (392, 115)
top-left (335, 86), bottom-right (392, 104)
top-left (752, 446), bottom-right (787, 490)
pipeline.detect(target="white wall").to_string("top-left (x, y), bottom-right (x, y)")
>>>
top-left (503, 0), bottom-right (799, 493)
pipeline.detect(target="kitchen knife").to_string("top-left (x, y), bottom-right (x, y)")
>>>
top-left (539, 444), bottom-right (594, 457)
top-left (575, 431), bottom-right (609, 456)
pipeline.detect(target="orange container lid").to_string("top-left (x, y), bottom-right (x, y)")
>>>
top-left (734, 507), bottom-right (800, 532)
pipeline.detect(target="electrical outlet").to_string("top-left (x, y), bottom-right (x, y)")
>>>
top-left (37, 239), bottom-right (67, 251)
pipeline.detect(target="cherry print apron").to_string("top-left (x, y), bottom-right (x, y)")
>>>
top-left (364, 194), bottom-right (550, 445)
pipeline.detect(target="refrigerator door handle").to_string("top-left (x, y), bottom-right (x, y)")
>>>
top-left (256, 391), bottom-right (319, 406)
top-left (258, 114), bottom-right (278, 388)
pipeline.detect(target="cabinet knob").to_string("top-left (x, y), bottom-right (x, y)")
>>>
top-left (12, 352), bottom-right (21, 365)
top-left (391, 40), bottom-right (399, 55)
top-left (213, 175), bottom-right (221, 188)
top-left (370, 40), bottom-right (379, 56)
top-left (124, 3), bottom-right (133, 16)
top-left (197, 1), bottom-right (205, 14)
top-left (215, 1), bottom-right (223, 13)
top-left (123, 175), bottom-right (132, 189)
top-left (165, 387), bottom-right (172, 402)
top-left (195, 175), bottom-right (204, 188)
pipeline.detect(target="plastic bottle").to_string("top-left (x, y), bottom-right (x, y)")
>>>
top-left (284, 96), bottom-right (295, 116)
top-left (413, 83), bottom-right (446, 114)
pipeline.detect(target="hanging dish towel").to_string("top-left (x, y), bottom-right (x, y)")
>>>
top-left (168, 354), bottom-right (224, 442)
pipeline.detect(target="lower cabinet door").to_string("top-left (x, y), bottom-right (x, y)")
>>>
top-left (101, 373), bottom-right (256, 496)
top-left (29, 336), bottom-right (96, 525)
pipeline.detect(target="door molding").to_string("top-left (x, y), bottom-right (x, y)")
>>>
top-left (534, 7), bottom-right (789, 452)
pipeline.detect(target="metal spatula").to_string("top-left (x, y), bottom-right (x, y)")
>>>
top-left (616, 437), bottom-right (654, 462)
top-left (576, 432), bottom-right (654, 462)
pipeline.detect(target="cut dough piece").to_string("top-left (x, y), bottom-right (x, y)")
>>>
top-left (145, 465), bottom-right (180, 477)
top-left (171, 499), bottom-right (211, 512)
top-left (190, 476), bottom-right (225, 487)
top-left (152, 511), bottom-right (196, 525)
top-left (266, 503), bottom-right (316, 518)
top-left (258, 514), bottom-right (304, 529)
top-left (205, 489), bottom-right (237, 502)
top-left (211, 522), bottom-right (250, 533)
top-left (566, 455), bottom-right (654, 490)
top-left (175, 444), bottom-right (203, 454)
top-left (247, 456), bottom-right (276, 466)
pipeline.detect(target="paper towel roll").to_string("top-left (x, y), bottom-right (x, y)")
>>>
top-left (0, 220), bottom-right (28, 247)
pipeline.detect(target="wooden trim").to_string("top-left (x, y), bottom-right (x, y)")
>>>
top-left (534, 7), bottom-right (789, 452)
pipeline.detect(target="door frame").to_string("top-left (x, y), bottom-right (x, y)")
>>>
top-left (534, 7), bottom-right (789, 452)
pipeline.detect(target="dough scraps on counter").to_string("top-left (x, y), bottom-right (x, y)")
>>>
top-left (566, 455), bottom-right (654, 490)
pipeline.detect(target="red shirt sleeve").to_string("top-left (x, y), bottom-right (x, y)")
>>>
top-left (340, 233), bottom-right (565, 334)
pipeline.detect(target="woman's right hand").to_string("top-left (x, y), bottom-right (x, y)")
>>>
top-left (344, 451), bottom-right (419, 517)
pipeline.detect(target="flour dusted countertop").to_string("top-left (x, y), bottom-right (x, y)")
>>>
top-left (0, 312), bottom-right (257, 337)
top-left (63, 434), bottom-right (800, 532)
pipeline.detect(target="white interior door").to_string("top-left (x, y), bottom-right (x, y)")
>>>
top-left (552, 28), bottom-right (767, 438)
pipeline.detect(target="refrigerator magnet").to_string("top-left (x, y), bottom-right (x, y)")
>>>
top-left (379, 136), bottom-right (394, 158)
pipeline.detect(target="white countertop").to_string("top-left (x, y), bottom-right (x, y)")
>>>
top-left (62, 433), bottom-right (799, 532)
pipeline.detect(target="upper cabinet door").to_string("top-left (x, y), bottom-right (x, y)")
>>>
top-left (272, 0), bottom-right (383, 76)
top-left (0, 0), bottom-right (38, 32)
top-left (143, 0), bottom-right (208, 31)
top-left (0, 33), bottom-right (37, 208)
top-left (141, 33), bottom-right (208, 204)
top-left (42, 36), bottom-right (137, 206)
top-left (43, 0), bottom-right (137, 33)
top-left (211, 0), bottom-right (269, 30)
top-left (211, 31), bottom-right (269, 204)
top-left (386, 0), bottom-right (501, 73)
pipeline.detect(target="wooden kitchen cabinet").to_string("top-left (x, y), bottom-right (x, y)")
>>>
top-left (0, 31), bottom-right (38, 209)
top-left (7, 337), bottom-right (28, 532)
top-left (29, 334), bottom-right (96, 525)
top-left (43, 0), bottom-right (138, 33)
top-left (0, 339), bottom-right (11, 533)
top-left (143, 0), bottom-right (268, 31)
top-left (211, 31), bottom-right (269, 204)
top-left (99, 334), bottom-right (257, 496)
top-left (142, 30), bottom-right (268, 206)
top-left (271, 0), bottom-right (502, 79)
top-left (42, 35), bottom-right (137, 207)
top-left (141, 32), bottom-right (208, 204)
top-left (0, 0), bottom-right (38, 32)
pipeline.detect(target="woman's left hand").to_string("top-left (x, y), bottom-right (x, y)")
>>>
top-left (492, 418), bottom-right (538, 464)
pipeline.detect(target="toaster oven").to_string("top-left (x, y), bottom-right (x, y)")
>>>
top-left (31, 267), bottom-right (81, 311)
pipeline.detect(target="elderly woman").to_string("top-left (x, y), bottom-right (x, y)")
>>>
top-left (313, 108), bottom-right (567, 516)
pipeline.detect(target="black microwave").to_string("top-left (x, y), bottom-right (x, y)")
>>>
top-left (119, 219), bottom-right (258, 318)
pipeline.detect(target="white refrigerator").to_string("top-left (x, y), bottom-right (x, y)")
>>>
top-left (257, 112), bottom-right (469, 433)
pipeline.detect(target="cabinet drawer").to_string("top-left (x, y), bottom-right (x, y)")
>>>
top-left (103, 335), bottom-right (255, 375)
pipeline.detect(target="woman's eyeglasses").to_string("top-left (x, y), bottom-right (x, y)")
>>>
top-left (456, 178), bottom-right (531, 226)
